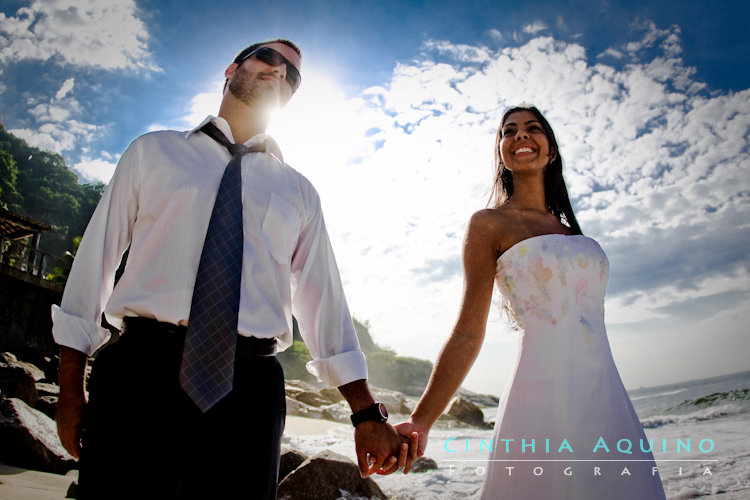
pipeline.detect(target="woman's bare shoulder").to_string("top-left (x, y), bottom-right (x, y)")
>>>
top-left (467, 206), bottom-right (531, 255)
top-left (467, 207), bottom-right (515, 233)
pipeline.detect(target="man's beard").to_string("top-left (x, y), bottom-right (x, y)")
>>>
top-left (228, 70), bottom-right (281, 109)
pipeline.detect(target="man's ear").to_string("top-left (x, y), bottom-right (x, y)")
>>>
top-left (225, 63), bottom-right (239, 79)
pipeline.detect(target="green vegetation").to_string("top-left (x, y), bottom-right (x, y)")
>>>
top-left (277, 317), bottom-right (433, 396)
top-left (0, 125), bottom-right (105, 260)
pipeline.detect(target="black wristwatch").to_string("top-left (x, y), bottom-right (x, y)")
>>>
top-left (350, 402), bottom-right (388, 427)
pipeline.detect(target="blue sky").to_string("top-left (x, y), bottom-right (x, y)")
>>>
top-left (1, 0), bottom-right (749, 395)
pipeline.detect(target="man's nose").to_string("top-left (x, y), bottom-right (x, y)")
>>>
top-left (271, 63), bottom-right (287, 80)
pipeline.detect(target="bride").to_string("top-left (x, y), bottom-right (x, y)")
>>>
top-left (394, 106), bottom-right (666, 499)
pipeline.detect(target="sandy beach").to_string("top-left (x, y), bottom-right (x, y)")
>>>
top-left (0, 415), bottom-right (347, 499)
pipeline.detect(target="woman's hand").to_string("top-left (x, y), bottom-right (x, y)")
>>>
top-left (393, 420), bottom-right (430, 472)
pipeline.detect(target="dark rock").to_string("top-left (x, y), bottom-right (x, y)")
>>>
top-left (370, 386), bottom-right (412, 415)
top-left (285, 379), bottom-right (320, 397)
top-left (317, 387), bottom-right (344, 403)
top-left (1, 352), bottom-right (46, 381)
top-left (456, 387), bottom-right (499, 408)
top-left (0, 356), bottom-right (39, 407)
top-left (320, 402), bottom-right (350, 423)
top-left (410, 456), bottom-right (438, 473)
top-left (285, 396), bottom-right (321, 419)
top-left (35, 382), bottom-right (60, 418)
top-left (447, 396), bottom-right (491, 428)
top-left (285, 397), bottom-right (350, 424)
top-left (295, 391), bottom-right (331, 407)
top-left (277, 450), bottom-right (386, 500)
top-left (0, 397), bottom-right (76, 474)
top-left (36, 382), bottom-right (60, 396)
top-left (36, 395), bottom-right (58, 419)
top-left (278, 446), bottom-right (308, 482)
top-left (66, 480), bottom-right (79, 498)
top-left (39, 355), bottom-right (61, 384)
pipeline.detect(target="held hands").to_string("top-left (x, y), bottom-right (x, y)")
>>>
top-left (394, 420), bottom-right (430, 458)
top-left (354, 421), bottom-right (419, 477)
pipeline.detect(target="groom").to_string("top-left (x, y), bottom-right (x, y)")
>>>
top-left (54, 38), bottom-right (413, 499)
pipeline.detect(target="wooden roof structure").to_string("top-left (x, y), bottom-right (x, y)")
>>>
top-left (0, 207), bottom-right (52, 240)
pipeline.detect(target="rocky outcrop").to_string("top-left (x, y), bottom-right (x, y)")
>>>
top-left (0, 352), bottom-right (40, 407)
top-left (447, 395), bottom-right (492, 428)
top-left (456, 386), bottom-right (500, 408)
top-left (411, 456), bottom-right (438, 473)
top-left (370, 386), bottom-right (413, 415)
top-left (0, 397), bottom-right (76, 474)
top-left (277, 450), bottom-right (386, 500)
top-left (283, 379), bottom-right (417, 425)
top-left (279, 446), bottom-right (308, 482)
top-left (1, 352), bottom-right (46, 381)
top-left (34, 382), bottom-right (60, 419)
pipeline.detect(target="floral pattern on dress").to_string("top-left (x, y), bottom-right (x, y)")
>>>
top-left (496, 234), bottom-right (609, 338)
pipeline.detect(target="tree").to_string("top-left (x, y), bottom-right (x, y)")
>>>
top-left (0, 146), bottom-right (22, 211)
top-left (0, 125), bottom-right (105, 260)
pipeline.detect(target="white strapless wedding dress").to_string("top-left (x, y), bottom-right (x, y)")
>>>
top-left (479, 234), bottom-right (665, 499)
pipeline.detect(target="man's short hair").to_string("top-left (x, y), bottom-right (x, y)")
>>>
top-left (232, 38), bottom-right (302, 65)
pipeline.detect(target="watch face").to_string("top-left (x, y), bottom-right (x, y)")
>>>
top-left (378, 402), bottom-right (388, 419)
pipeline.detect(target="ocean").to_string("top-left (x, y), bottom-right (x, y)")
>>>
top-left (284, 370), bottom-right (750, 499)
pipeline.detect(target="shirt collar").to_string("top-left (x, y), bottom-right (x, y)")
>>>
top-left (189, 115), bottom-right (284, 164)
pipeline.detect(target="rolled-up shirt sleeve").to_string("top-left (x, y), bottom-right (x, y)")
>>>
top-left (51, 141), bottom-right (140, 356)
top-left (290, 185), bottom-right (368, 388)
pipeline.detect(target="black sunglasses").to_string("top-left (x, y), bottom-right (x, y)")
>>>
top-left (239, 47), bottom-right (301, 92)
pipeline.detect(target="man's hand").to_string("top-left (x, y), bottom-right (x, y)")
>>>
top-left (377, 428), bottom-right (419, 475)
top-left (57, 346), bottom-right (88, 459)
top-left (56, 394), bottom-right (84, 458)
top-left (354, 421), bottom-right (414, 478)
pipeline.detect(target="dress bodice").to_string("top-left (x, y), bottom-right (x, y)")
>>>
top-left (496, 234), bottom-right (609, 345)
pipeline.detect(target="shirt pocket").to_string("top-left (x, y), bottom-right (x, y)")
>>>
top-left (262, 192), bottom-right (301, 264)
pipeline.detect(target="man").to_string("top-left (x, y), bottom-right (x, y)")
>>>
top-left (54, 38), bottom-right (413, 499)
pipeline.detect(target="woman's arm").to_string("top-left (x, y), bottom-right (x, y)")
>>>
top-left (395, 210), bottom-right (500, 454)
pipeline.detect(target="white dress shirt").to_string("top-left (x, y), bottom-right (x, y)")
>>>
top-left (52, 116), bottom-right (367, 387)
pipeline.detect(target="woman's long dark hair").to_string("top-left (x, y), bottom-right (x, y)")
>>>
top-left (488, 105), bottom-right (582, 235)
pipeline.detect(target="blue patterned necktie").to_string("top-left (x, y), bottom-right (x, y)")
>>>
top-left (179, 122), bottom-right (265, 412)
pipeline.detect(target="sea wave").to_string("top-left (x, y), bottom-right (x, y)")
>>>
top-left (674, 388), bottom-right (750, 410)
top-left (630, 388), bottom-right (686, 401)
top-left (640, 404), bottom-right (742, 429)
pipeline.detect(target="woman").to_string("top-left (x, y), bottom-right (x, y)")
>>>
top-left (395, 106), bottom-right (666, 499)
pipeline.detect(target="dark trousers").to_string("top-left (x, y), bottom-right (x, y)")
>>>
top-left (77, 320), bottom-right (286, 500)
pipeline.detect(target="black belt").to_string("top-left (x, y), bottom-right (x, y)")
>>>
top-left (121, 317), bottom-right (277, 357)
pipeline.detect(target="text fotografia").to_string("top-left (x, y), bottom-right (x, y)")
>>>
top-left (445, 464), bottom-right (714, 478)
top-left (442, 437), bottom-right (716, 455)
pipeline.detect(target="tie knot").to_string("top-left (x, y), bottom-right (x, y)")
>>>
top-left (228, 143), bottom-right (248, 156)
top-left (229, 142), bottom-right (266, 156)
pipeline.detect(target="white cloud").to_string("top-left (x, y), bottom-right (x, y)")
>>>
top-left (0, 0), bottom-right (159, 71)
top-left (523, 20), bottom-right (548, 35)
top-left (10, 78), bottom-right (104, 155)
top-left (10, 117), bottom-right (101, 154)
top-left (71, 155), bottom-right (117, 183)
top-left (487, 29), bottom-right (503, 43)
top-left (179, 85), bottom-right (224, 128)
top-left (55, 77), bottom-right (75, 100)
